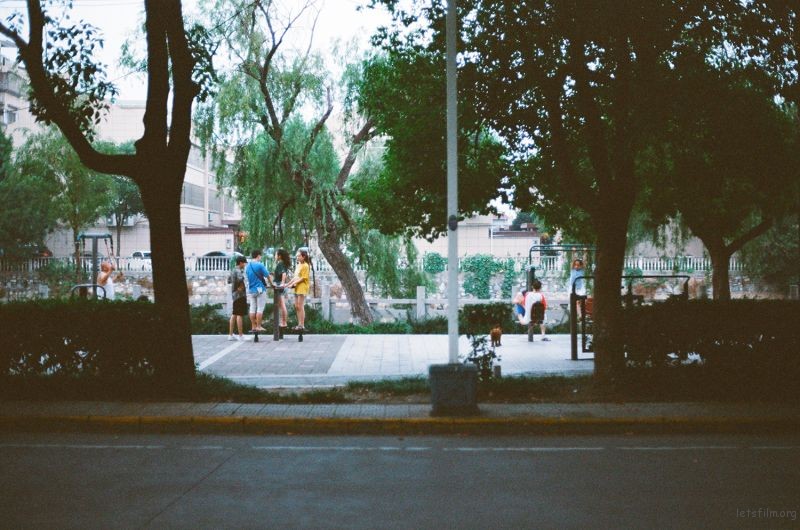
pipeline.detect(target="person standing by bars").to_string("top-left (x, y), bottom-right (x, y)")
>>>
top-left (285, 249), bottom-right (311, 331)
top-left (273, 248), bottom-right (292, 328)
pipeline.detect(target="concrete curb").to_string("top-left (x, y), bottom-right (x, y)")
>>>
top-left (2, 414), bottom-right (798, 435)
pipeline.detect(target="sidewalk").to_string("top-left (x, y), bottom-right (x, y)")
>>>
top-left (3, 334), bottom-right (797, 435)
top-left (193, 333), bottom-right (594, 388)
top-left (1, 400), bottom-right (798, 435)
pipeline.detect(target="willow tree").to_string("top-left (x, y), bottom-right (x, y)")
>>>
top-left (0, 0), bottom-right (206, 384)
top-left (655, 64), bottom-right (799, 300)
top-left (197, 0), bottom-right (376, 323)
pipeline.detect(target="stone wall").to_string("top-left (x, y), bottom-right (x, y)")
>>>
top-left (0, 267), bottom-right (777, 306)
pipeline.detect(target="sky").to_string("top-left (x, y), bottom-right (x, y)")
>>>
top-left (0, 0), bottom-right (391, 100)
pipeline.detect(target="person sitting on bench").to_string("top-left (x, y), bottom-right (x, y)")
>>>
top-left (512, 289), bottom-right (527, 321)
top-left (517, 279), bottom-right (550, 341)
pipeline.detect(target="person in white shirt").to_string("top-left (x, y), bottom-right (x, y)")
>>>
top-left (517, 279), bottom-right (549, 341)
top-left (97, 261), bottom-right (116, 300)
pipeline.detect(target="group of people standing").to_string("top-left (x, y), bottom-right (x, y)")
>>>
top-left (228, 248), bottom-right (311, 341)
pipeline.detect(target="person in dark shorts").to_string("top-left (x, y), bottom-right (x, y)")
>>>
top-left (229, 255), bottom-right (248, 341)
top-left (273, 248), bottom-right (292, 328)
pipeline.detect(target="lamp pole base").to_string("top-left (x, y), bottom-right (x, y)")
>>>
top-left (429, 363), bottom-right (479, 416)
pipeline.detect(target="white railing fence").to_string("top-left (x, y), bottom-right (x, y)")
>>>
top-left (0, 254), bottom-right (744, 275)
top-left (313, 255), bottom-right (742, 274)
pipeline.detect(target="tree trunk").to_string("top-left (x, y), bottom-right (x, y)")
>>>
top-left (591, 212), bottom-right (630, 385)
top-left (315, 222), bottom-right (373, 325)
top-left (72, 227), bottom-right (81, 281)
top-left (706, 241), bottom-right (732, 301)
top-left (140, 178), bottom-right (195, 386)
top-left (115, 222), bottom-right (123, 259)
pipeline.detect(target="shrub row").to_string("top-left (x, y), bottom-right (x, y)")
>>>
top-left (0, 299), bottom-right (170, 380)
top-left (622, 300), bottom-right (800, 373)
top-left (190, 302), bottom-right (524, 336)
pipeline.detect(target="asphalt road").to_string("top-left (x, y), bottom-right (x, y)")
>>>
top-left (1, 433), bottom-right (798, 529)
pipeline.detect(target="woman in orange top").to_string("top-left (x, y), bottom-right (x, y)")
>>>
top-left (285, 249), bottom-right (311, 330)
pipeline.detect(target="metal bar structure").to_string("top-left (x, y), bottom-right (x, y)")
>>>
top-left (75, 232), bottom-right (112, 299)
top-left (569, 274), bottom-right (691, 360)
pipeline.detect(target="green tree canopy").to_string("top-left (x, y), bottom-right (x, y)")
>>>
top-left (366, 0), bottom-right (725, 377)
top-left (0, 130), bottom-right (56, 257)
top-left (16, 129), bottom-right (113, 265)
top-left (648, 62), bottom-right (800, 299)
top-left (352, 52), bottom-right (510, 241)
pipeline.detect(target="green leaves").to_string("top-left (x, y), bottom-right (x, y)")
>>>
top-left (14, 129), bottom-right (114, 248)
top-left (461, 254), bottom-right (503, 299)
top-left (353, 52), bottom-right (509, 239)
top-left (31, 14), bottom-right (117, 137)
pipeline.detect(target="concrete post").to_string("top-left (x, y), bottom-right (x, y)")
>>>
top-left (416, 286), bottom-right (426, 320)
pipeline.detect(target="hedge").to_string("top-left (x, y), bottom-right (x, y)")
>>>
top-left (459, 303), bottom-right (517, 336)
top-left (622, 299), bottom-right (800, 373)
top-left (0, 299), bottom-right (171, 380)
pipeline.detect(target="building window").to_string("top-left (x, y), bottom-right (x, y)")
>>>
top-left (2, 105), bottom-right (17, 125)
top-left (223, 196), bottom-right (235, 215)
top-left (187, 145), bottom-right (205, 169)
top-left (181, 182), bottom-right (205, 208)
top-left (208, 193), bottom-right (221, 213)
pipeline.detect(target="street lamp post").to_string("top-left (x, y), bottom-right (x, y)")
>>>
top-left (429, 0), bottom-right (478, 416)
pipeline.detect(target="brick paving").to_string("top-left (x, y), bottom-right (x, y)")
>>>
top-left (193, 333), bottom-right (593, 388)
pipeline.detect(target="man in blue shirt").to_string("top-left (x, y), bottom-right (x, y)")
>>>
top-left (246, 250), bottom-right (272, 331)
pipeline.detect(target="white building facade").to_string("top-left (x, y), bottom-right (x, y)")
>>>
top-left (1, 59), bottom-right (242, 259)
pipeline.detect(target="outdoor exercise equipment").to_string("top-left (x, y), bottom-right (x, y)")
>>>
top-left (250, 284), bottom-right (303, 343)
top-left (526, 243), bottom-right (595, 290)
top-left (71, 232), bottom-right (113, 299)
top-left (569, 274), bottom-right (690, 361)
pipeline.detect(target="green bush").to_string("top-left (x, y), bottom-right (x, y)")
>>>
top-left (408, 315), bottom-right (448, 334)
top-left (191, 301), bottom-right (529, 336)
top-left (190, 303), bottom-right (232, 334)
top-left (463, 334), bottom-right (499, 382)
top-left (306, 318), bottom-right (413, 335)
top-left (621, 300), bottom-right (800, 392)
top-left (422, 252), bottom-right (447, 274)
top-left (461, 254), bottom-right (502, 299)
top-left (0, 299), bottom-right (171, 380)
top-left (37, 260), bottom-right (88, 299)
top-left (459, 303), bottom-right (516, 335)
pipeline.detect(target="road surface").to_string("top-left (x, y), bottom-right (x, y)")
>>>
top-left (1, 433), bottom-right (798, 528)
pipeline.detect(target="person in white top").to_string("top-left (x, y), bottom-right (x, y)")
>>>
top-left (97, 261), bottom-right (116, 300)
top-left (517, 279), bottom-right (549, 340)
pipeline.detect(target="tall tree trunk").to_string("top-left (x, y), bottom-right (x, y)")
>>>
top-left (592, 211), bottom-right (630, 385)
top-left (115, 222), bottom-right (123, 259)
top-left (315, 219), bottom-right (373, 325)
top-left (706, 241), bottom-right (732, 301)
top-left (72, 227), bottom-right (81, 281)
top-left (140, 176), bottom-right (195, 386)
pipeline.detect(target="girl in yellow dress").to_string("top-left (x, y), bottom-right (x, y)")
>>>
top-left (285, 249), bottom-right (311, 330)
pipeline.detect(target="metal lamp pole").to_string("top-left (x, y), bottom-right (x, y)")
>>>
top-left (430, 0), bottom-right (476, 416)
top-left (446, 0), bottom-right (459, 363)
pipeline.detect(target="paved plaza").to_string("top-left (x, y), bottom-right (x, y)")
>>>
top-left (192, 333), bottom-right (594, 388)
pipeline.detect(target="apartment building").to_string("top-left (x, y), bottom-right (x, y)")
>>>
top-left (413, 214), bottom-right (541, 259)
top-left (0, 58), bottom-right (242, 258)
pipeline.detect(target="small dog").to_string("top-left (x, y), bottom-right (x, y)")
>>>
top-left (490, 325), bottom-right (502, 347)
